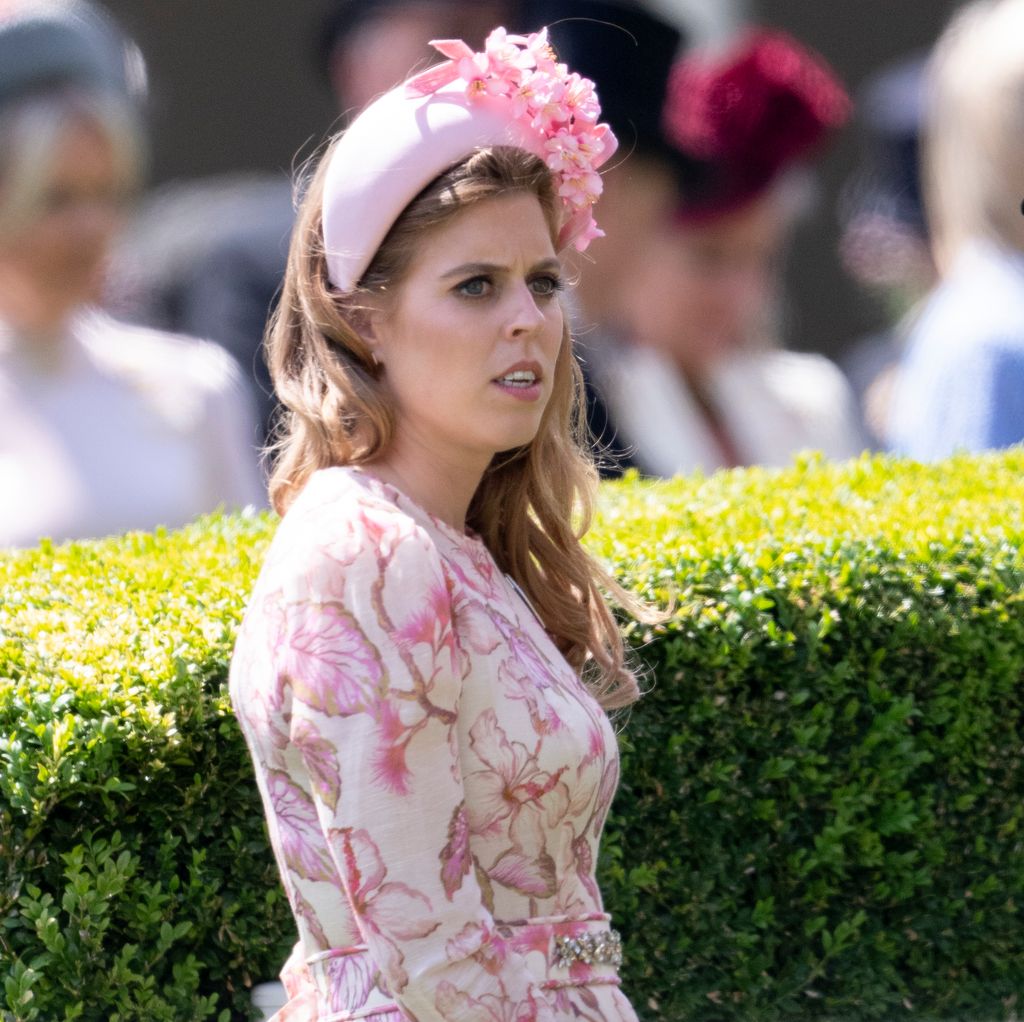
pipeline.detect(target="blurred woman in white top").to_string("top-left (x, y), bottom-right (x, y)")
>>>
top-left (0, 0), bottom-right (263, 548)
top-left (591, 29), bottom-right (865, 476)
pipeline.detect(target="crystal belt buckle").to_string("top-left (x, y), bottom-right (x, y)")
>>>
top-left (552, 929), bottom-right (623, 969)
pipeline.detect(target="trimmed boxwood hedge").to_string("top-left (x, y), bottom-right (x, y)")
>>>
top-left (2, 451), bottom-right (1023, 1021)
top-left (592, 453), bottom-right (1024, 1021)
top-left (0, 515), bottom-right (286, 1021)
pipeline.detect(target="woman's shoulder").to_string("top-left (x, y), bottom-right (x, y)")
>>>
top-left (75, 310), bottom-right (252, 431)
top-left (266, 467), bottom-right (450, 594)
top-left (77, 310), bottom-right (242, 388)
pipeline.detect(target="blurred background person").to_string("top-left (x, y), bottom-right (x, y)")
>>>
top-left (887, 0), bottom-right (1024, 460)
top-left (591, 29), bottom-right (865, 476)
top-left (0, 0), bottom-right (263, 549)
top-left (516, 0), bottom-right (687, 475)
top-left (836, 54), bottom-right (936, 449)
top-left (158, 0), bottom-right (509, 447)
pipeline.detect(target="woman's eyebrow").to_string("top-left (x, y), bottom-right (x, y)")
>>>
top-left (441, 257), bottom-right (563, 280)
top-left (441, 261), bottom-right (503, 279)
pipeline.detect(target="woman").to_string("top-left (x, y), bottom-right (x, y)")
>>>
top-left (0, 1), bottom-right (263, 547)
top-left (886, 0), bottom-right (1024, 459)
top-left (590, 29), bottom-right (864, 476)
top-left (230, 27), bottom-right (642, 1022)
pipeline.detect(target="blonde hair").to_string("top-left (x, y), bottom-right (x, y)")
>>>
top-left (925, 0), bottom-right (1024, 270)
top-left (267, 143), bottom-right (640, 708)
top-left (0, 87), bottom-right (143, 238)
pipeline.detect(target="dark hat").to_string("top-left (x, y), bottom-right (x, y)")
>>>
top-left (0, 0), bottom-right (144, 109)
top-left (664, 28), bottom-right (851, 222)
top-left (515, 0), bottom-right (684, 159)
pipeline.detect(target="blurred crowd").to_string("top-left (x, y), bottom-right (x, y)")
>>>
top-left (2, 0), bottom-right (1022, 548)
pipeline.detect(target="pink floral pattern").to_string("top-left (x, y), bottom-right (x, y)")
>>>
top-left (230, 467), bottom-right (637, 1021)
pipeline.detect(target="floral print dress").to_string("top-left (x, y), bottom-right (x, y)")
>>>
top-left (230, 466), bottom-right (639, 1022)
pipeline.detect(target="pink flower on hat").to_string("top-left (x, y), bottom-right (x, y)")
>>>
top-left (483, 27), bottom-right (535, 77)
top-left (428, 39), bottom-right (493, 97)
top-left (564, 73), bottom-right (600, 126)
top-left (544, 131), bottom-right (584, 174)
top-left (571, 218), bottom-right (606, 249)
top-left (558, 168), bottom-right (603, 208)
top-left (510, 68), bottom-right (544, 120)
top-left (546, 127), bottom-right (609, 173)
top-left (405, 27), bottom-right (616, 253)
top-left (521, 27), bottom-right (559, 75)
top-left (527, 76), bottom-right (571, 133)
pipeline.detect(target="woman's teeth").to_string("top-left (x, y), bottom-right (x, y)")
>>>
top-left (498, 371), bottom-right (537, 386)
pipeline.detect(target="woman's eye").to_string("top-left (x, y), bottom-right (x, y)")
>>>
top-left (457, 276), bottom-right (491, 297)
top-left (529, 274), bottom-right (564, 298)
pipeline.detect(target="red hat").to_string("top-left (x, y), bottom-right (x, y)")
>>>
top-left (664, 28), bottom-right (851, 223)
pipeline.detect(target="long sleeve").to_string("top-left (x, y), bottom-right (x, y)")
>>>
top-left (273, 502), bottom-right (561, 1021)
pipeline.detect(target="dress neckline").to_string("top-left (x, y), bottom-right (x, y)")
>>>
top-left (328, 466), bottom-right (550, 629)
top-left (331, 465), bottom-right (489, 554)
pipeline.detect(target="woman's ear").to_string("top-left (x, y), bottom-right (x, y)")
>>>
top-left (345, 296), bottom-right (387, 367)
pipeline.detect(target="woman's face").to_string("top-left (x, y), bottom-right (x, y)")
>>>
top-left (620, 193), bottom-right (787, 376)
top-left (0, 116), bottom-right (128, 320)
top-left (367, 191), bottom-right (565, 474)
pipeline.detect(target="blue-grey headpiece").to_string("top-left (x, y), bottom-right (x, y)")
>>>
top-left (0, 1), bottom-right (146, 109)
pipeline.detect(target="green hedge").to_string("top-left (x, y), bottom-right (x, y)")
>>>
top-left (2, 452), bottom-right (1023, 1021)
top-left (0, 518), bottom-right (286, 1021)
top-left (592, 452), bottom-right (1024, 1020)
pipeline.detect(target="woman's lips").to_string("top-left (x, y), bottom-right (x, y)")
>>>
top-left (492, 361), bottom-right (544, 400)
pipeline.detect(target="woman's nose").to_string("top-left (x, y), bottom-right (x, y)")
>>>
top-left (505, 283), bottom-right (547, 337)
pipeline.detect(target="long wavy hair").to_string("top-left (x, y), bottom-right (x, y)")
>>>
top-left (267, 143), bottom-right (640, 709)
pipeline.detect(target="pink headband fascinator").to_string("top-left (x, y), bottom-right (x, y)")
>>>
top-left (322, 26), bottom-right (619, 293)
